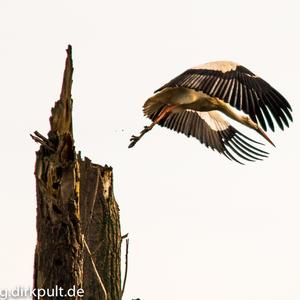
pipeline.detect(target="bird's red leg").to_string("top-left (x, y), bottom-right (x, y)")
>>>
top-left (129, 104), bottom-right (176, 148)
top-left (147, 104), bottom-right (177, 129)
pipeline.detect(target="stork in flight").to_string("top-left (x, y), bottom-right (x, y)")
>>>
top-left (128, 61), bottom-right (293, 163)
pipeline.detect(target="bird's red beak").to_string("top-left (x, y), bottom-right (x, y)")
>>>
top-left (257, 127), bottom-right (275, 147)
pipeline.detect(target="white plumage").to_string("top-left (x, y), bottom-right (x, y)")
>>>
top-left (193, 60), bottom-right (238, 72)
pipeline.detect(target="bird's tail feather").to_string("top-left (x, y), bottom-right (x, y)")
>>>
top-left (143, 96), bottom-right (167, 122)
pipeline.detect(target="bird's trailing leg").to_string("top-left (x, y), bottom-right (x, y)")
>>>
top-left (128, 125), bottom-right (153, 148)
top-left (128, 104), bottom-right (176, 148)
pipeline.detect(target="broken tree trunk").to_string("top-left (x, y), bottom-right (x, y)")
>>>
top-left (32, 45), bottom-right (121, 300)
top-left (79, 157), bottom-right (121, 300)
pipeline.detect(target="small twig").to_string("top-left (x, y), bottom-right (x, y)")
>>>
top-left (121, 233), bottom-right (129, 239)
top-left (30, 134), bottom-right (56, 152)
top-left (121, 238), bottom-right (129, 298)
top-left (82, 234), bottom-right (107, 300)
top-left (33, 131), bottom-right (49, 143)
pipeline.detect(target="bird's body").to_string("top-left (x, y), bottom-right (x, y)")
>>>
top-left (146, 87), bottom-right (218, 111)
top-left (129, 60), bottom-right (293, 163)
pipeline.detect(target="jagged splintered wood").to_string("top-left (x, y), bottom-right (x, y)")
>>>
top-left (32, 45), bottom-right (121, 300)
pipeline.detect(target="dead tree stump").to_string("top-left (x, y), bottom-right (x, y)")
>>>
top-left (32, 45), bottom-right (121, 300)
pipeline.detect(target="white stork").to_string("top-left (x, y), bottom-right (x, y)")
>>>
top-left (129, 61), bottom-right (293, 163)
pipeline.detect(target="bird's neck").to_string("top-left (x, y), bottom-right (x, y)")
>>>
top-left (218, 100), bottom-right (257, 130)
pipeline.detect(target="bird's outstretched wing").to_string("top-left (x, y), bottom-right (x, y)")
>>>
top-left (155, 61), bottom-right (292, 132)
top-left (159, 109), bottom-right (268, 164)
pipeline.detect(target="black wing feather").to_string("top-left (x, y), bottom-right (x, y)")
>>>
top-left (155, 63), bottom-right (292, 131)
top-left (156, 109), bottom-right (268, 164)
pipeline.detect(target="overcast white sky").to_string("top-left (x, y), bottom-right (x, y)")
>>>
top-left (0, 1), bottom-right (300, 299)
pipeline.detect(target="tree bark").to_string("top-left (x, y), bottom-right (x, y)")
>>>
top-left (32, 45), bottom-right (121, 300)
top-left (79, 156), bottom-right (121, 300)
